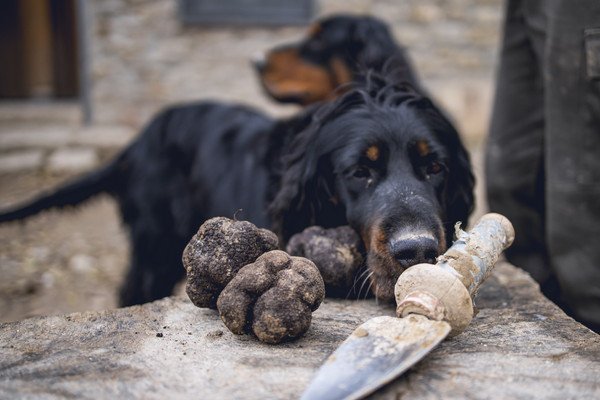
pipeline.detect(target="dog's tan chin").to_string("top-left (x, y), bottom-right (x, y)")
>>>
top-left (371, 273), bottom-right (400, 303)
top-left (367, 257), bottom-right (404, 303)
top-left (371, 278), bottom-right (396, 303)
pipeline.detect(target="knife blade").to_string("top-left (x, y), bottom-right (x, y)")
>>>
top-left (301, 213), bottom-right (515, 400)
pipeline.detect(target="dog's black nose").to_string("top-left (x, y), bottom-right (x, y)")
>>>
top-left (389, 236), bottom-right (439, 267)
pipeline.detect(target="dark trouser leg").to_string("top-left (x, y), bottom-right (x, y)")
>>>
top-left (488, 0), bottom-right (600, 332)
top-left (486, 0), bottom-right (550, 285)
top-left (544, 0), bottom-right (600, 331)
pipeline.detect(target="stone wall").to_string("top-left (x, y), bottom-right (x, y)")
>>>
top-left (89, 0), bottom-right (504, 141)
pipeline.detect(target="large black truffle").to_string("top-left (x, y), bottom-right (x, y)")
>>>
top-left (217, 250), bottom-right (325, 344)
top-left (286, 226), bottom-right (365, 298)
top-left (183, 217), bottom-right (278, 308)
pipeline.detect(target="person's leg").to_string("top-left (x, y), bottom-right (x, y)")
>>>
top-left (486, 0), bottom-right (550, 284)
top-left (544, 0), bottom-right (600, 332)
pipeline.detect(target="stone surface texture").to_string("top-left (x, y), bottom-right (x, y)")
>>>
top-left (47, 148), bottom-right (99, 172)
top-left (1, 262), bottom-right (598, 399)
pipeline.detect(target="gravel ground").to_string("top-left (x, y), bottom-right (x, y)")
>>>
top-left (0, 144), bottom-right (485, 323)
top-left (0, 172), bottom-right (129, 322)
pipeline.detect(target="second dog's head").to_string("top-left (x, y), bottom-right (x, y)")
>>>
top-left (254, 14), bottom-right (416, 105)
top-left (270, 74), bottom-right (474, 301)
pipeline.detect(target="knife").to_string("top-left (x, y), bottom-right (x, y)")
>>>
top-left (301, 213), bottom-right (515, 400)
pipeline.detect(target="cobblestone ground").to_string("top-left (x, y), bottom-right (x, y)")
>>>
top-left (0, 146), bottom-right (486, 323)
top-left (0, 172), bottom-right (128, 322)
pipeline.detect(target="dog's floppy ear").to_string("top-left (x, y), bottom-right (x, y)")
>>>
top-left (346, 17), bottom-right (420, 89)
top-left (405, 95), bottom-right (475, 240)
top-left (445, 135), bottom-right (475, 238)
top-left (428, 108), bottom-right (475, 240)
top-left (349, 17), bottom-right (398, 70)
top-left (269, 112), bottom-right (347, 243)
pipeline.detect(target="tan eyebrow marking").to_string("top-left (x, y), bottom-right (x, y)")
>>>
top-left (366, 145), bottom-right (380, 161)
top-left (416, 140), bottom-right (430, 157)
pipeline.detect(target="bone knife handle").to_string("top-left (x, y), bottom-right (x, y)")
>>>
top-left (394, 213), bottom-right (515, 335)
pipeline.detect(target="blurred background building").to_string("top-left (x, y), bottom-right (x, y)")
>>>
top-left (0, 0), bottom-right (501, 173)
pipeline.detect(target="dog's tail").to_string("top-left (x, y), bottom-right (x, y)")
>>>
top-left (0, 154), bottom-right (125, 223)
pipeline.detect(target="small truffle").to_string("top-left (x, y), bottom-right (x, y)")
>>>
top-left (217, 250), bottom-right (325, 344)
top-left (183, 217), bottom-right (278, 308)
top-left (286, 226), bottom-right (365, 298)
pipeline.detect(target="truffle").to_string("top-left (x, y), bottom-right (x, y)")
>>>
top-left (217, 250), bottom-right (325, 344)
top-left (286, 226), bottom-right (365, 298)
top-left (183, 217), bottom-right (278, 308)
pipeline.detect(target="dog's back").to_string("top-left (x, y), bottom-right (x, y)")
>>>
top-left (0, 101), bottom-right (278, 305)
top-left (116, 102), bottom-right (276, 238)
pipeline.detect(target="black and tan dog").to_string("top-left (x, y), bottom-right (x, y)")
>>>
top-left (255, 14), bottom-right (420, 105)
top-left (0, 72), bottom-right (473, 305)
top-left (0, 16), bottom-right (473, 306)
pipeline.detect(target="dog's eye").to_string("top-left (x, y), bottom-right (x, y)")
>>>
top-left (352, 166), bottom-right (372, 179)
top-left (427, 161), bottom-right (444, 176)
top-left (345, 165), bottom-right (377, 193)
top-left (425, 160), bottom-right (447, 179)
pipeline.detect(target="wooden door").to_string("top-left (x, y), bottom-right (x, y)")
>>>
top-left (0, 0), bottom-right (78, 99)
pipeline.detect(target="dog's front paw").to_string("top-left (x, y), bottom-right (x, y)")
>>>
top-left (287, 226), bottom-right (365, 298)
top-left (217, 250), bottom-right (325, 344)
top-left (183, 217), bottom-right (278, 308)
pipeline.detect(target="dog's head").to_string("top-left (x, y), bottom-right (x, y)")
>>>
top-left (255, 14), bottom-right (414, 105)
top-left (270, 74), bottom-right (474, 301)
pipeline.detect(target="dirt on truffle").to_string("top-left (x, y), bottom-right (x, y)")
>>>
top-left (286, 226), bottom-right (365, 298)
top-left (217, 250), bottom-right (325, 344)
top-left (182, 217), bottom-right (278, 309)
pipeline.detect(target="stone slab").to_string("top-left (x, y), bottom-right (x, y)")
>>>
top-left (0, 102), bottom-right (81, 125)
top-left (73, 125), bottom-right (136, 148)
top-left (0, 151), bottom-right (45, 173)
top-left (0, 126), bottom-right (75, 150)
top-left (47, 148), bottom-right (99, 173)
top-left (0, 262), bottom-right (598, 399)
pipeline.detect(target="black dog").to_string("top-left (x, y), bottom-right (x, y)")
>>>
top-left (271, 74), bottom-right (474, 300)
top-left (0, 103), bottom-right (285, 306)
top-left (255, 14), bottom-right (421, 105)
top-left (0, 72), bottom-right (473, 305)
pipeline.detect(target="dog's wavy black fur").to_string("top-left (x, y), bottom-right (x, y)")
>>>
top-left (270, 73), bottom-right (474, 300)
top-left (0, 71), bottom-right (473, 306)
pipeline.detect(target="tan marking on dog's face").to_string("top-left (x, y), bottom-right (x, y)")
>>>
top-left (363, 222), bottom-right (399, 302)
top-left (260, 47), bottom-right (335, 104)
top-left (359, 228), bottom-right (371, 251)
top-left (329, 57), bottom-right (353, 87)
top-left (366, 145), bottom-right (380, 162)
top-left (369, 225), bottom-right (389, 258)
top-left (416, 140), bottom-right (430, 157)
